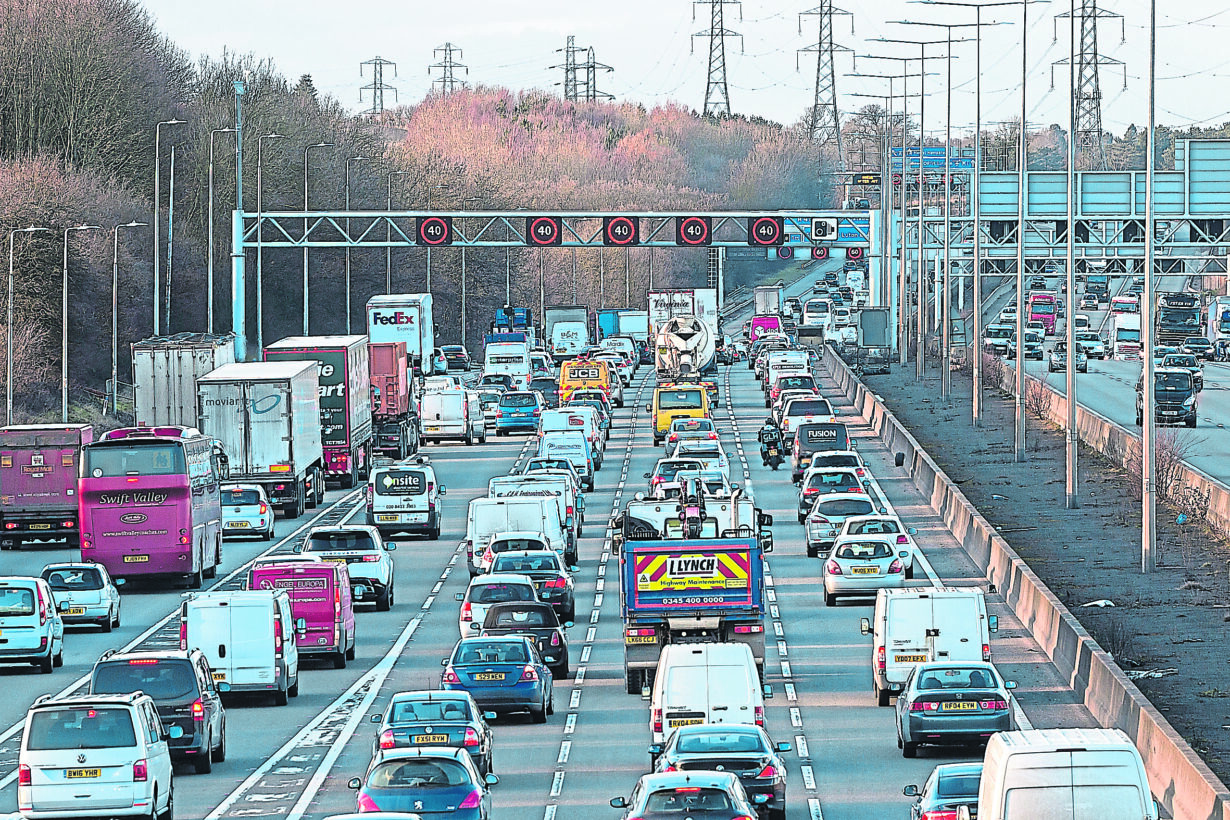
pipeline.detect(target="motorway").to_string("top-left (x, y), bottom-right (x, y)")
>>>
top-left (0, 270), bottom-right (1119, 820)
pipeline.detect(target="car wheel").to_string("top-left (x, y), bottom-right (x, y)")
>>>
top-left (113, 605), bottom-right (121, 629)
top-left (905, 565), bottom-right (915, 580)
top-left (532, 694), bottom-right (548, 723)
top-left (806, 545), bottom-right (817, 558)
top-left (376, 587), bottom-right (392, 612)
top-left (288, 676), bottom-right (299, 698)
top-left (156, 786), bottom-right (173, 820)
top-left (52, 643), bottom-right (63, 668)
top-left (824, 592), bottom-right (836, 607)
top-left (547, 690), bottom-right (554, 715)
top-left (429, 526), bottom-right (441, 540)
top-left (346, 639), bottom-right (356, 661)
top-left (101, 612), bottom-right (113, 633)
top-left (274, 685), bottom-right (289, 706)
top-left (877, 685), bottom-right (891, 707)
top-left (625, 668), bottom-right (641, 695)
top-left (38, 650), bottom-right (53, 674)
top-left (554, 655), bottom-right (570, 680)
top-left (194, 732), bottom-right (213, 773)
top-left (769, 807), bottom-right (786, 820)
top-left (212, 723), bottom-right (227, 762)
top-left (902, 741), bottom-right (918, 759)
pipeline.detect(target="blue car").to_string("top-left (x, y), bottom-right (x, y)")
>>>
top-left (494, 391), bottom-right (543, 435)
top-left (441, 636), bottom-right (555, 721)
top-left (348, 747), bottom-right (497, 818)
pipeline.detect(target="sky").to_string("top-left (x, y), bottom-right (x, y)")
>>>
top-left (139, 1), bottom-right (1230, 137)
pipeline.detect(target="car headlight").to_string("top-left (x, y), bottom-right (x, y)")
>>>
top-left (1183, 396), bottom-right (1196, 407)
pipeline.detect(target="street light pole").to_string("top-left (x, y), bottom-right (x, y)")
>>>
top-left (345, 156), bottom-right (369, 334)
top-left (231, 81), bottom-right (247, 361)
top-left (208, 127), bottom-right (236, 334)
top-left (386, 171), bottom-right (408, 295)
top-left (425, 184), bottom-right (448, 293)
top-left (62, 225), bottom-right (101, 422)
top-left (152, 119), bottom-right (184, 337)
top-left (7, 226), bottom-right (48, 424)
top-left (1064, 0), bottom-right (1080, 508)
top-left (1013, 0), bottom-right (1029, 463)
top-left (256, 133), bottom-right (284, 352)
top-left (302, 142), bottom-right (334, 335)
top-left (166, 143), bottom-right (178, 331)
top-left (1143, 0), bottom-right (1157, 571)
top-left (112, 222), bottom-right (146, 414)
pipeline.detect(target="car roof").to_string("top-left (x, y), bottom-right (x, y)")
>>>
top-left (494, 549), bottom-right (560, 562)
top-left (489, 530), bottom-right (549, 541)
top-left (31, 692), bottom-right (149, 709)
top-left (307, 525), bottom-right (381, 537)
top-left (95, 649), bottom-right (196, 664)
top-left (811, 492), bottom-right (876, 505)
top-left (373, 746), bottom-right (471, 763)
top-left (638, 770), bottom-right (740, 790)
top-left (389, 689), bottom-right (472, 704)
top-left (485, 601), bottom-right (555, 614)
top-left (221, 483), bottom-right (266, 492)
top-left (42, 561), bottom-right (107, 573)
top-left (467, 572), bottom-right (535, 586)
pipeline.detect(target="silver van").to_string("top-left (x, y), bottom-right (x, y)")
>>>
top-left (420, 390), bottom-right (487, 445)
top-left (367, 457), bottom-right (446, 539)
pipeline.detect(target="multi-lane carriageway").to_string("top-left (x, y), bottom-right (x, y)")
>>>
top-left (0, 317), bottom-right (1114, 819)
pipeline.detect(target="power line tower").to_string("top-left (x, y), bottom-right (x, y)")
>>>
top-left (798, 2), bottom-right (853, 162)
top-left (1054, 1), bottom-right (1124, 170)
top-left (360, 56), bottom-right (398, 115)
top-left (552, 36), bottom-right (588, 102)
top-left (429, 43), bottom-right (469, 95)
top-left (691, 0), bottom-right (742, 117)
top-left (580, 47), bottom-right (614, 102)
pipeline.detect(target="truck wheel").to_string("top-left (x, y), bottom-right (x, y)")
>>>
top-left (340, 469), bottom-right (355, 490)
top-left (625, 668), bottom-right (641, 695)
top-left (333, 649), bottom-right (347, 669)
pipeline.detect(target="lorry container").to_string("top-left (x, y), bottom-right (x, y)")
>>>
top-left (753, 285), bottom-right (784, 316)
top-left (596, 309), bottom-right (625, 340)
top-left (368, 342), bottom-right (419, 459)
top-left (1207, 295), bottom-right (1230, 343)
top-left (1110, 313), bottom-right (1142, 360)
top-left (197, 361), bottom-right (325, 518)
top-left (132, 333), bottom-right (235, 428)
top-left (0, 424), bottom-right (93, 549)
top-left (618, 537), bottom-right (766, 694)
top-left (616, 310), bottom-right (651, 343)
top-left (366, 294), bottom-right (436, 377)
top-left (1155, 291), bottom-right (1201, 345)
top-left (544, 305), bottom-right (589, 363)
top-left (648, 291), bottom-right (695, 327)
top-left (263, 335), bottom-right (373, 488)
top-left (692, 288), bottom-right (719, 334)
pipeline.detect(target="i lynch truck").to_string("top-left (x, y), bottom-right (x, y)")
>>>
top-left (544, 305), bottom-right (589, 362)
top-left (132, 333), bottom-right (235, 428)
top-left (263, 336), bottom-right (373, 488)
top-left (366, 294), bottom-right (436, 377)
top-left (0, 424), bottom-right (93, 549)
top-left (617, 537), bottom-right (766, 694)
top-left (197, 361), bottom-right (325, 518)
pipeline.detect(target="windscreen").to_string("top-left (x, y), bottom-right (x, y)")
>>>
top-left (470, 583), bottom-right (535, 604)
top-left (369, 759), bottom-right (469, 789)
top-left (0, 587), bottom-right (34, 616)
top-left (815, 498), bottom-right (874, 517)
top-left (44, 568), bottom-right (104, 591)
top-left (493, 554), bottom-right (561, 574)
top-left (645, 788), bottom-right (732, 813)
top-left (93, 660), bottom-right (197, 699)
top-left (304, 531), bottom-right (377, 552)
top-left (787, 400), bottom-right (831, 416)
top-left (26, 707), bottom-right (137, 750)
top-left (658, 390), bottom-right (704, 409)
top-left (676, 730), bottom-right (766, 754)
top-left (390, 698), bottom-right (472, 723)
top-left (501, 393), bottom-right (537, 407)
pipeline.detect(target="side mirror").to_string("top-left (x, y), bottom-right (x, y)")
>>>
top-left (775, 741), bottom-right (791, 753)
top-left (483, 711), bottom-right (497, 720)
top-left (385, 542), bottom-right (397, 551)
top-left (294, 617), bottom-right (307, 633)
top-left (763, 684), bottom-right (773, 699)
top-left (758, 512), bottom-right (773, 527)
top-left (647, 743), bottom-right (663, 756)
top-left (642, 472), bottom-right (651, 479)
top-left (644, 406), bottom-right (652, 415)
top-left (469, 621), bottom-right (481, 630)
top-left (370, 714), bottom-right (381, 723)
top-left (438, 485), bottom-right (447, 496)
top-left (956, 806), bottom-right (972, 820)
top-left (879, 507), bottom-right (888, 515)
top-left (860, 617), bottom-right (872, 636)
top-left (114, 578), bottom-right (126, 587)
top-left (440, 658), bottom-right (450, 667)
top-left (610, 797), bottom-right (629, 809)
top-left (989, 614), bottom-right (999, 633)
top-left (907, 527), bottom-right (917, 535)
top-left (902, 784), bottom-right (920, 797)
top-left (563, 621), bottom-right (574, 629)
top-left (348, 777), bottom-right (363, 790)
top-left (455, 592), bottom-right (465, 601)
top-left (216, 682), bottom-right (231, 693)
top-left (752, 794), bottom-right (770, 806)
top-left (484, 773), bottom-right (500, 786)
top-left (293, 544), bottom-right (303, 554)
top-left (1005, 680), bottom-right (1017, 690)
top-left (167, 725), bottom-right (184, 739)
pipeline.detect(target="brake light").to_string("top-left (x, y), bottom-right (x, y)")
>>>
top-left (897, 535), bottom-right (908, 544)
top-left (3, 522), bottom-right (14, 529)
top-left (809, 514), bottom-right (830, 525)
top-left (378, 729), bottom-right (396, 749)
top-left (362, 554), bottom-right (381, 562)
top-left (732, 625), bottom-right (762, 634)
top-left (17, 764), bottom-right (29, 786)
top-left (550, 631), bottom-right (561, 646)
top-left (876, 646), bottom-right (886, 672)
top-left (37, 589), bottom-right (46, 626)
top-left (825, 561), bottom-right (842, 576)
top-left (919, 810), bottom-right (960, 820)
top-left (546, 577), bottom-right (568, 588)
top-left (274, 617), bottom-right (283, 656)
top-left (133, 759), bottom-right (148, 782)
top-left (627, 627), bottom-right (655, 638)
top-left (259, 502), bottom-right (268, 515)
top-left (62, 520), bottom-right (74, 528)
top-left (191, 699), bottom-right (205, 722)
top-left (652, 708), bottom-right (662, 733)
top-left (802, 489), bottom-right (818, 498)
top-left (128, 659), bottom-right (159, 665)
top-left (910, 702), bottom-right (940, 712)
top-left (458, 789), bottom-right (483, 809)
top-left (460, 602), bottom-right (472, 622)
top-left (755, 764), bottom-right (778, 779)
top-left (565, 505), bottom-right (574, 516)
top-left (356, 793), bottom-right (381, 812)
top-left (520, 664), bottom-right (539, 682)
top-left (463, 727), bottom-right (480, 747)
top-left (442, 666), bottom-right (460, 683)
top-left (754, 705), bottom-right (764, 726)
top-left (983, 643), bottom-right (991, 662)
top-left (179, 534), bottom-right (190, 545)
top-left (708, 432), bottom-right (717, 439)
top-left (179, 620), bottom-right (187, 651)
top-left (888, 559), bottom-right (903, 574)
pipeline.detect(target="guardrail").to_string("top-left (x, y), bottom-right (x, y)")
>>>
top-left (822, 344), bottom-right (1230, 820)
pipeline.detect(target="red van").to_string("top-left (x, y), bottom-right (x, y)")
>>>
top-left (248, 559), bottom-right (356, 669)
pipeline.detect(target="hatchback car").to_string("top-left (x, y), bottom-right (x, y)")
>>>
top-left (479, 601), bottom-right (571, 677)
top-left (220, 483), bottom-right (275, 540)
top-left (1074, 330), bottom-right (1106, 359)
top-left (441, 345), bottom-right (473, 371)
top-left (650, 724), bottom-right (790, 820)
top-left (455, 573), bottom-right (538, 638)
top-left (0, 576), bottom-right (64, 673)
top-left (1079, 293), bottom-right (1099, 310)
top-left (88, 648), bottom-right (226, 773)
top-left (836, 515), bottom-right (918, 578)
top-left (903, 761), bottom-right (983, 820)
top-left (1049, 340), bottom-right (1089, 373)
top-left (299, 525), bottom-right (397, 610)
top-left (494, 391), bottom-right (543, 435)
top-left (669, 441), bottom-right (730, 480)
top-left (823, 537), bottom-right (906, 605)
top-left (348, 746), bottom-right (497, 818)
top-left (895, 661), bottom-right (1016, 757)
top-left (478, 374), bottom-right (512, 392)
top-left (370, 690), bottom-right (494, 775)
top-left (490, 550), bottom-right (575, 621)
top-left (645, 458), bottom-right (705, 491)
top-left (19, 692), bottom-right (178, 819)
top-left (528, 377), bottom-right (560, 409)
top-left (663, 418), bottom-right (719, 452)
top-left (610, 771), bottom-right (765, 820)
top-left (804, 494), bottom-right (878, 557)
top-left (1182, 336), bottom-right (1214, 359)
top-left (41, 562), bottom-right (121, 632)
top-left (477, 390), bottom-right (502, 426)
top-left (441, 636), bottom-right (554, 721)
top-left (797, 468), bottom-right (865, 523)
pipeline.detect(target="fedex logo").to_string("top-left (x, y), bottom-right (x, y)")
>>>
top-left (370, 311), bottom-right (416, 326)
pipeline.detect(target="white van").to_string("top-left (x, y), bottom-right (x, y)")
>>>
top-left (180, 589), bottom-right (300, 706)
top-left (538, 431), bottom-right (594, 491)
top-left (860, 587), bottom-right (998, 706)
top-left (648, 643), bottom-right (768, 749)
top-left (464, 496), bottom-right (569, 574)
top-left (539, 408), bottom-right (605, 455)
top-left (484, 341), bottom-right (532, 390)
top-left (968, 728), bottom-right (1158, 820)
top-left (488, 474), bottom-right (580, 559)
top-left (420, 390), bottom-right (486, 445)
top-left (0, 577), bottom-right (64, 674)
top-left (367, 457), bottom-right (446, 539)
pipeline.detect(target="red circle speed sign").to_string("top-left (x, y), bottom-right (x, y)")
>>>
top-left (527, 216), bottom-right (562, 246)
top-left (417, 216), bottom-right (452, 246)
top-left (846, 246), bottom-right (865, 260)
top-left (676, 216), bottom-right (711, 246)
top-left (604, 216), bottom-right (639, 246)
top-left (812, 246), bottom-right (829, 260)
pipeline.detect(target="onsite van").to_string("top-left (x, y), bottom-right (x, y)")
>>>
top-left (648, 643), bottom-right (768, 748)
top-left (860, 587), bottom-right (998, 706)
top-left (180, 589), bottom-right (300, 705)
top-left (968, 728), bottom-right (1158, 820)
top-left (648, 385), bottom-right (711, 445)
top-left (419, 389), bottom-right (487, 445)
top-left (366, 458), bottom-right (446, 539)
top-left (247, 561), bottom-right (356, 669)
top-left (791, 422), bottom-right (851, 482)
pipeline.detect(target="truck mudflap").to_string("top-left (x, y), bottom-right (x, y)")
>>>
top-left (621, 617), bottom-right (766, 673)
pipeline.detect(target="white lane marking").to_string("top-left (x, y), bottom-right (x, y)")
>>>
top-left (564, 713), bottom-right (577, 734)
top-left (773, 621), bottom-right (784, 637)
top-left (222, 616), bottom-right (422, 820)
top-left (574, 666), bottom-right (586, 684)
top-left (586, 626), bottom-right (596, 643)
top-left (801, 764), bottom-right (817, 790)
top-left (570, 689), bottom-right (582, 708)
top-left (596, 578), bottom-right (605, 592)
top-left (550, 771), bottom-right (565, 797)
top-left (767, 589), bottom-right (777, 603)
top-left (808, 797), bottom-right (825, 820)
top-left (431, 581), bottom-right (443, 594)
top-left (598, 563), bottom-right (606, 577)
top-left (781, 661), bottom-right (792, 678)
top-left (790, 707), bottom-right (803, 727)
top-left (777, 640), bottom-right (788, 656)
top-left (590, 608), bottom-right (600, 624)
top-left (795, 735), bottom-right (809, 758)
top-left (594, 593), bottom-right (604, 607)
top-left (544, 804), bottom-right (558, 820)
top-left (422, 595), bottom-right (435, 610)
top-left (770, 605), bottom-right (780, 619)
top-left (785, 682), bottom-right (797, 702)
top-left (557, 741), bottom-right (572, 764)
top-left (580, 645), bottom-right (591, 664)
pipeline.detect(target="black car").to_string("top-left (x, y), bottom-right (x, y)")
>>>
top-left (440, 345), bottom-right (472, 371)
top-left (903, 762), bottom-right (982, 820)
top-left (490, 550), bottom-right (576, 621)
top-left (369, 689), bottom-right (495, 776)
top-left (1182, 336), bottom-right (1215, 360)
top-left (88, 648), bottom-right (227, 773)
top-left (479, 601), bottom-right (571, 677)
top-left (650, 724), bottom-right (790, 820)
top-left (529, 377), bottom-right (560, 408)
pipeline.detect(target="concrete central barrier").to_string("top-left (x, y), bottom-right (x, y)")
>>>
top-left (821, 346), bottom-right (1230, 820)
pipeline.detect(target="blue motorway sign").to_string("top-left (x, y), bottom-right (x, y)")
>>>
top-left (891, 146), bottom-right (974, 171)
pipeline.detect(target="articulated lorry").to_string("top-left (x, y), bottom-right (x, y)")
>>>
top-left (544, 305), bottom-right (589, 363)
top-left (368, 342), bottom-right (420, 459)
top-left (132, 333), bottom-right (235, 428)
top-left (0, 424), bottom-right (93, 549)
top-left (1154, 291), bottom-right (1201, 345)
top-left (1209, 295), bottom-right (1230, 345)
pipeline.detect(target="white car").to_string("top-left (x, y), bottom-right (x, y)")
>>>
top-left (299, 525), bottom-right (397, 610)
top-left (0, 577), bottom-right (63, 672)
top-left (667, 440), bottom-right (730, 480)
top-left (823, 535), bottom-right (907, 606)
top-left (454, 572), bottom-right (538, 639)
top-left (835, 514), bottom-right (918, 578)
top-left (221, 483), bottom-right (275, 540)
top-left (592, 352), bottom-right (632, 387)
top-left (662, 418), bottom-right (720, 452)
top-left (40, 563), bottom-right (121, 632)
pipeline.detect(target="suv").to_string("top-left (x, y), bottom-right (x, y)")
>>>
top-left (19, 692), bottom-right (176, 819)
top-left (88, 648), bottom-right (226, 773)
top-left (299, 525), bottom-right (397, 610)
top-left (1137, 367), bottom-right (1198, 427)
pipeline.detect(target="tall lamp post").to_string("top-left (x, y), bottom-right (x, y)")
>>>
top-left (424, 183), bottom-right (448, 292)
top-left (302, 142), bottom-right (334, 334)
top-left (152, 119), bottom-right (185, 337)
top-left (7, 226), bottom-right (48, 424)
top-left (1142, 0), bottom-right (1157, 569)
top-left (255, 133), bottom-right (284, 353)
top-left (344, 155), bottom-right (369, 334)
top-left (112, 222), bottom-right (146, 415)
top-left (231, 81), bottom-right (247, 360)
top-left (208, 127), bottom-right (237, 334)
top-left (461, 196), bottom-right (482, 345)
top-left (386, 170), bottom-right (409, 294)
top-left (61, 225), bottom-right (101, 422)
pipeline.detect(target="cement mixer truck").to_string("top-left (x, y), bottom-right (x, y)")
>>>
top-left (655, 315), bottom-right (716, 379)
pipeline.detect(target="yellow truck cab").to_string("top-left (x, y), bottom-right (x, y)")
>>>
top-left (648, 385), bottom-right (711, 445)
top-left (559, 360), bottom-right (615, 405)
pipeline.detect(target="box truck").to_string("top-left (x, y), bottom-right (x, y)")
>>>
top-left (132, 333), bottom-right (235, 428)
top-left (366, 294), bottom-right (436, 377)
top-left (0, 424), bottom-right (93, 549)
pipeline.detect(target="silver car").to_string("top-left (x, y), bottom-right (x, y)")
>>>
top-left (1048, 340), bottom-right (1088, 373)
top-left (41, 562), bottom-right (121, 632)
top-left (804, 494), bottom-right (877, 557)
top-left (822, 536), bottom-right (906, 606)
top-left (221, 483), bottom-right (275, 540)
top-left (895, 661), bottom-right (1017, 758)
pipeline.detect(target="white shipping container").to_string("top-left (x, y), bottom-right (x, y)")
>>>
top-left (366, 294), bottom-right (435, 370)
top-left (133, 334), bottom-right (236, 428)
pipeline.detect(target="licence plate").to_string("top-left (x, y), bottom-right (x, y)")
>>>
top-left (228, 521), bottom-right (250, 528)
top-left (768, 449), bottom-right (778, 456)
top-left (64, 607), bottom-right (85, 616)
top-left (669, 718), bottom-right (704, 728)
top-left (895, 654), bottom-right (928, 663)
top-left (473, 672), bottom-right (506, 681)
top-left (66, 769), bottom-right (100, 779)
top-left (212, 671), bottom-right (226, 681)
top-left (941, 701), bottom-right (979, 712)
top-left (325, 557), bottom-right (347, 563)
top-left (29, 523), bottom-right (51, 530)
top-left (412, 734), bottom-right (449, 744)
top-left (851, 566), bottom-right (878, 575)
top-left (376, 514), bottom-right (400, 522)
top-left (123, 555), bottom-right (149, 563)
top-left (624, 635), bottom-right (657, 644)
top-left (426, 426), bottom-right (441, 432)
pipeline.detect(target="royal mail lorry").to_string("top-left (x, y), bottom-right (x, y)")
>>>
top-left (618, 537), bottom-right (765, 694)
top-left (0, 424), bottom-right (93, 549)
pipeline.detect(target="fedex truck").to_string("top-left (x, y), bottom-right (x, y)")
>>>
top-left (366, 294), bottom-right (436, 377)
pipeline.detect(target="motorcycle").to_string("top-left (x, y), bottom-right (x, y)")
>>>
top-left (761, 437), bottom-right (784, 470)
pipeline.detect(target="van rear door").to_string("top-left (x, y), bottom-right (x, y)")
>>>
top-left (706, 664), bottom-right (755, 726)
top-left (929, 594), bottom-right (983, 663)
top-left (664, 665), bottom-right (709, 731)
top-left (189, 600), bottom-right (235, 683)
top-left (227, 598), bottom-right (275, 686)
top-left (884, 595), bottom-right (934, 685)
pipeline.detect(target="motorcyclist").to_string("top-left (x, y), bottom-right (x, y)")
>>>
top-left (758, 419), bottom-right (782, 466)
